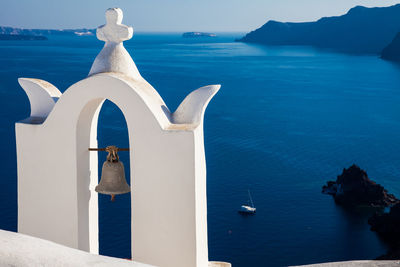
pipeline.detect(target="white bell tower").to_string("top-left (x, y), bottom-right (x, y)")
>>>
top-left (15, 7), bottom-right (230, 267)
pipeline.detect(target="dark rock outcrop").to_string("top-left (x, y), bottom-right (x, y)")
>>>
top-left (382, 32), bottom-right (400, 62)
top-left (369, 203), bottom-right (400, 245)
top-left (322, 164), bottom-right (399, 207)
top-left (375, 248), bottom-right (400, 260)
top-left (237, 4), bottom-right (400, 54)
top-left (369, 203), bottom-right (400, 259)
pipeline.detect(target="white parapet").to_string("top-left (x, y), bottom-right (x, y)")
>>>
top-left (0, 230), bottom-right (155, 267)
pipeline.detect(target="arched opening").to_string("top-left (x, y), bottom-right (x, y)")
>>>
top-left (97, 100), bottom-right (131, 259)
top-left (75, 94), bottom-right (133, 258)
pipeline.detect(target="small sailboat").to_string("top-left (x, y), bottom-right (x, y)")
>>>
top-left (239, 189), bottom-right (256, 214)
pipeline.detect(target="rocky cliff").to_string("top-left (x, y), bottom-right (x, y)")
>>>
top-left (369, 203), bottom-right (400, 259)
top-left (238, 4), bottom-right (400, 54)
top-left (382, 32), bottom-right (400, 62)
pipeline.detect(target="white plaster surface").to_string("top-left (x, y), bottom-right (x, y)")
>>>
top-left (293, 261), bottom-right (400, 266)
top-left (208, 262), bottom-right (232, 267)
top-left (15, 7), bottom-right (227, 267)
top-left (0, 230), bottom-right (154, 267)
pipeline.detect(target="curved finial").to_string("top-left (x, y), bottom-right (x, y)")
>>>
top-left (89, 8), bottom-right (141, 80)
top-left (172, 85), bottom-right (221, 126)
top-left (18, 78), bottom-right (62, 120)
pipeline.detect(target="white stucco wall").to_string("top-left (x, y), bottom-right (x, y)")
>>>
top-left (16, 72), bottom-right (220, 267)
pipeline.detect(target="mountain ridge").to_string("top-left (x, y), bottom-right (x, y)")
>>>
top-left (238, 4), bottom-right (400, 54)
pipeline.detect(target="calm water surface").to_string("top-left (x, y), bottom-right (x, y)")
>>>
top-left (0, 33), bottom-right (400, 267)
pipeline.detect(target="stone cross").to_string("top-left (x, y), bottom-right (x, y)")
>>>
top-left (97, 8), bottom-right (133, 43)
top-left (88, 8), bottom-right (140, 79)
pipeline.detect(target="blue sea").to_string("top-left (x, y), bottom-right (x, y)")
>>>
top-left (1, 33), bottom-right (400, 267)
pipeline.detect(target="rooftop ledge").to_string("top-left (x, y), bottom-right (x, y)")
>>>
top-left (209, 262), bottom-right (232, 267)
top-left (1, 230), bottom-right (396, 267)
top-left (293, 260), bottom-right (400, 266)
top-left (0, 230), bottom-right (231, 267)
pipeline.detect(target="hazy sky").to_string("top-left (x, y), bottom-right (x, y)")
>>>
top-left (1, 0), bottom-right (400, 32)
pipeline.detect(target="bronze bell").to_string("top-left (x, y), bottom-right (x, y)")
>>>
top-left (95, 146), bottom-right (130, 201)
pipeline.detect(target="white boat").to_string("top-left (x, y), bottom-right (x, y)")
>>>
top-left (239, 190), bottom-right (256, 214)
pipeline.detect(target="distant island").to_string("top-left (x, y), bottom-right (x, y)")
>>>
top-left (0, 26), bottom-right (95, 40)
top-left (182, 32), bottom-right (217, 38)
top-left (382, 32), bottom-right (400, 62)
top-left (237, 4), bottom-right (400, 54)
top-left (0, 34), bottom-right (47, 41)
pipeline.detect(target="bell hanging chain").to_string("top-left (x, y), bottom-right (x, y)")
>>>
top-left (88, 147), bottom-right (129, 151)
top-left (89, 146), bottom-right (129, 162)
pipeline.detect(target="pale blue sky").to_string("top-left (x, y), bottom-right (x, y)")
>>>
top-left (1, 0), bottom-right (400, 32)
